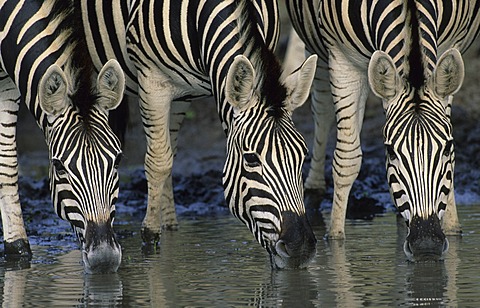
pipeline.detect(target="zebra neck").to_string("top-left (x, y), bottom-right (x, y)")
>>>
top-left (197, 0), bottom-right (280, 130)
top-left (0, 0), bottom-right (95, 133)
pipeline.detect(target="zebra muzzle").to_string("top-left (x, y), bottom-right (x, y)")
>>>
top-left (404, 215), bottom-right (448, 262)
top-left (82, 221), bottom-right (122, 274)
top-left (270, 211), bottom-right (317, 269)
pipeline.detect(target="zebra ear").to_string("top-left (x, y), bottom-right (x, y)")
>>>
top-left (368, 51), bottom-right (400, 101)
top-left (38, 65), bottom-right (69, 116)
top-left (283, 54), bottom-right (317, 112)
top-left (432, 48), bottom-right (464, 99)
top-left (96, 59), bottom-right (125, 111)
top-left (225, 55), bottom-right (255, 110)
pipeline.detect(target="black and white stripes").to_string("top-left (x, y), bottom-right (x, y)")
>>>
top-left (0, 0), bottom-right (125, 273)
top-left (287, 0), bottom-right (479, 261)
top-left (83, 0), bottom-right (318, 268)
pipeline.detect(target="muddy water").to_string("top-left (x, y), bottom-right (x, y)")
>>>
top-left (0, 205), bottom-right (479, 307)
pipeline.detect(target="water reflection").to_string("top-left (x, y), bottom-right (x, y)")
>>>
top-left (393, 215), bottom-right (460, 306)
top-left (83, 273), bottom-right (123, 305)
top-left (0, 208), bottom-right (478, 306)
top-left (2, 268), bottom-right (28, 307)
top-left (325, 240), bottom-right (363, 307)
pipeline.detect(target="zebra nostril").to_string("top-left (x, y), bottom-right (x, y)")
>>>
top-left (275, 240), bottom-right (290, 258)
top-left (442, 238), bottom-right (449, 254)
top-left (403, 240), bottom-right (414, 261)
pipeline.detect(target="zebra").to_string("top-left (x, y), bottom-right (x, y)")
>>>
top-left (0, 0), bottom-right (126, 273)
top-left (286, 0), bottom-right (480, 261)
top-left (81, 0), bottom-right (318, 269)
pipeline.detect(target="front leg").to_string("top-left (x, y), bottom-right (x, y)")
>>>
top-left (327, 51), bottom-right (369, 239)
top-left (442, 180), bottom-right (461, 235)
top-left (0, 72), bottom-right (31, 259)
top-left (137, 73), bottom-right (177, 245)
top-left (304, 56), bottom-right (335, 210)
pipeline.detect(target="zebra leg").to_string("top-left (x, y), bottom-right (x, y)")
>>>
top-left (0, 72), bottom-right (31, 259)
top-left (158, 100), bottom-right (191, 229)
top-left (442, 102), bottom-right (461, 235)
top-left (142, 99), bottom-right (191, 240)
top-left (442, 181), bottom-right (461, 235)
top-left (137, 73), bottom-right (177, 244)
top-left (327, 51), bottom-right (369, 240)
top-left (304, 56), bottom-right (335, 210)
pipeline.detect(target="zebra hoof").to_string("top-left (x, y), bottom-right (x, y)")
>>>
top-left (304, 188), bottom-right (324, 211)
top-left (4, 239), bottom-right (32, 261)
top-left (141, 227), bottom-right (161, 247)
top-left (141, 235), bottom-right (160, 254)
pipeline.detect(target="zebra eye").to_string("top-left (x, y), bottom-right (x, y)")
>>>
top-left (243, 153), bottom-right (261, 168)
top-left (385, 145), bottom-right (397, 160)
top-left (443, 140), bottom-right (454, 156)
top-left (114, 153), bottom-right (123, 169)
top-left (52, 159), bottom-right (67, 176)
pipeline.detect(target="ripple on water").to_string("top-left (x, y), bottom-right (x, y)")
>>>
top-left (1, 206), bottom-right (480, 306)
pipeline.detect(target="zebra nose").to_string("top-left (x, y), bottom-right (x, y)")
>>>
top-left (275, 239), bottom-right (291, 259)
top-left (83, 241), bottom-right (122, 274)
top-left (404, 215), bottom-right (448, 262)
top-left (83, 221), bottom-right (122, 274)
top-left (271, 211), bottom-right (317, 269)
top-left (404, 237), bottom-right (448, 262)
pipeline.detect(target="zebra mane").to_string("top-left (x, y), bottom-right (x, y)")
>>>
top-left (51, 0), bottom-right (97, 124)
top-left (236, 0), bottom-right (287, 119)
top-left (406, 0), bottom-right (425, 90)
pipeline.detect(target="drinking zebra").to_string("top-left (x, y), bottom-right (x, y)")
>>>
top-left (0, 0), bottom-right (125, 273)
top-left (81, 0), bottom-right (318, 268)
top-left (286, 0), bottom-right (480, 261)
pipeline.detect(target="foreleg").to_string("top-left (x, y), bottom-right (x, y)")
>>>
top-left (137, 72), bottom-right (177, 244)
top-left (442, 178), bottom-right (461, 235)
top-left (0, 71), bottom-right (31, 259)
top-left (327, 51), bottom-right (369, 239)
top-left (304, 56), bottom-right (335, 209)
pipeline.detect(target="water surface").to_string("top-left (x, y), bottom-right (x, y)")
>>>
top-left (1, 205), bottom-right (479, 307)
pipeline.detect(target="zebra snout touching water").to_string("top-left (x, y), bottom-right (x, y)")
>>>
top-left (272, 211), bottom-right (317, 269)
top-left (82, 0), bottom-right (317, 268)
top-left (45, 61), bottom-right (125, 274)
top-left (369, 48), bottom-right (463, 261)
top-left (0, 1), bottom-right (125, 273)
top-left (82, 221), bottom-right (122, 273)
top-left (403, 216), bottom-right (448, 261)
top-left (223, 56), bottom-right (318, 268)
top-left (287, 0), bottom-right (480, 262)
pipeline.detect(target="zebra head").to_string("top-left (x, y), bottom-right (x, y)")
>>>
top-left (368, 49), bottom-right (464, 261)
top-left (223, 54), bottom-right (318, 269)
top-left (38, 60), bottom-right (125, 273)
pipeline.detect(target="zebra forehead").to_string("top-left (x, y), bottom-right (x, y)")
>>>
top-left (384, 91), bottom-right (451, 139)
top-left (386, 113), bottom-right (451, 142)
top-left (51, 123), bottom-right (120, 158)
top-left (241, 115), bottom-right (306, 148)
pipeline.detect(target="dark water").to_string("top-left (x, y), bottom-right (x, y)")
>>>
top-left (1, 205), bottom-right (479, 307)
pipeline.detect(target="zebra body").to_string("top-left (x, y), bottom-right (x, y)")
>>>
top-left (82, 0), bottom-right (318, 268)
top-left (287, 0), bottom-right (480, 261)
top-left (0, 0), bottom-right (125, 273)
